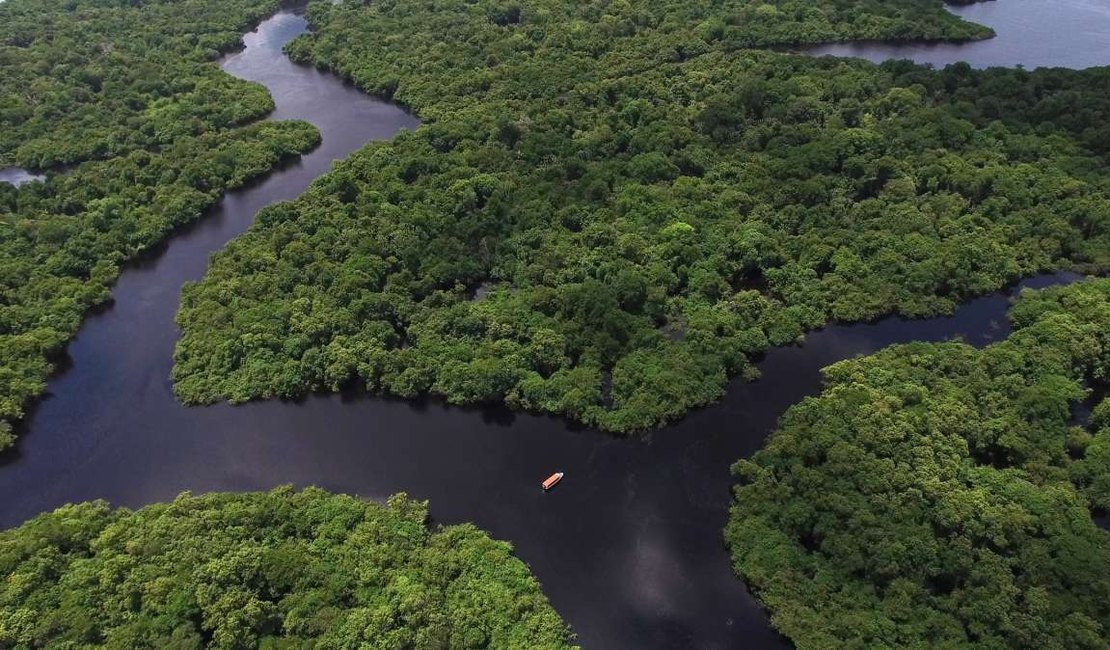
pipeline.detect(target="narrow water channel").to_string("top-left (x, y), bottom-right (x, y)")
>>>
top-left (0, 167), bottom-right (44, 187)
top-left (0, 6), bottom-right (1101, 650)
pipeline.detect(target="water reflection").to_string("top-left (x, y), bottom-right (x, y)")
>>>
top-left (0, 4), bottom-right (1105, 650)
top-left (805, 0), bottom-right (1110, 69)
top-left (0, 167), bottom-right (45, 187)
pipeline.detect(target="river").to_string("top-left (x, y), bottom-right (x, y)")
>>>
top-left (0, 5), bottom-right (1103, 650)
top-left (0, 167), bottom-right (44, 187)
top-left (805, 0), bottom-right (1110, 69)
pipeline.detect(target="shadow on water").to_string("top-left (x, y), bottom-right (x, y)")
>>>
top-left (0, 5), bottom-right (1107, 650)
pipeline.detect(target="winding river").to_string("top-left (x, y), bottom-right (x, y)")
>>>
top-left (2, 4), bottom-right (1106, 649)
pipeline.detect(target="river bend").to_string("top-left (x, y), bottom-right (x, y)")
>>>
top-left (0, 5), bottom-right (1103, 649)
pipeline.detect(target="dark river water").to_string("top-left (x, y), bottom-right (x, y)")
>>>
top-left (0, 6), bottom-right (1101, 650)
top-left (806, 0), bottom-right (1110, 69)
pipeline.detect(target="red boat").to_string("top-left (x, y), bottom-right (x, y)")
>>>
top-left (542, 472), bottom-right (564, 491)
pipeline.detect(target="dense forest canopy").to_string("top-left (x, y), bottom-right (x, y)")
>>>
top-left (726, 278), bottom-right (1110, 648)
top-left (173, 0), bottom-right (1110, 432)
top-left (0, 0), bottom-right (320, 446)
top-left (0, 487), bottom-right (575, 649)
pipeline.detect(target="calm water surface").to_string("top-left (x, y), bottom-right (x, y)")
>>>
top-left (0, 167), bottom-right (44, 187)
top-left (0, 6), bottom-right (1101, 650)
top-left (806, 0), bottom-right (1110, 69)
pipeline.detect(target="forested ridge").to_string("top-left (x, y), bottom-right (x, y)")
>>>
top-left (726, 278), bottom-right (1110, 648)
top-left (173, 0), bottom-right (1110, 432)
top-left (0, 0), bottom-right (320, 445)
top-left (0, 487), bottom-right (575, 648)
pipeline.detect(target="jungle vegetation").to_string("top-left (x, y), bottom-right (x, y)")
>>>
top-left (726, 278), bottom-right (1110, 648)
top-left (0, 0), bottom-right (320, 446)
top-left (0, 487), bottom-right (575, 649)
top-left (174, 0), bottom-right (1110, 432)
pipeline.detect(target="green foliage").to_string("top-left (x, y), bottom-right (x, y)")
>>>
top-left (1071, 396), bottom-right (1110, 510)
top-left (0, 487), bottom-right (575, 649)
top-left (175, 0), bottom-right (1110, 432)
top-left (0, 0), bottom-right (283, 168)
top-left (0, 0), bottom-right (321, 441)
top-left (725, 279), bottom-right (1110, 648)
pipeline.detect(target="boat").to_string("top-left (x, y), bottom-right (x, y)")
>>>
top-left (542, 472), bottom-right (564, 491)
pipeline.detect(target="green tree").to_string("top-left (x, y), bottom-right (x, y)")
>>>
top-left (0, 487), bottom-right (576, 649)
top-left (726, 279), bottom-right (1110, 648)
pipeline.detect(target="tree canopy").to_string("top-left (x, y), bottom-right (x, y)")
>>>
top-left (173, 0), bottom-right (1110, 432)
top-left (726, 278), bottom-right (1110, 648)
top-left (0, 0), bottom-right (320, 445)
top-left (0, 487), bottom-right (575, 649)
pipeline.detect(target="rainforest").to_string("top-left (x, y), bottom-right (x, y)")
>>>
top-left (0, 0), bottom-right (319, 445)
top-left (0, 0), bottom-right (1107, 647)
top-left (172, 0), bottom-right (1109, 432)
top-left (727, 279), bottom-right (1110, 648)
top-left (0, 487), bottom-right (574, 648)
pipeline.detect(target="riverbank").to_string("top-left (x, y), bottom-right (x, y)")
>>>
top-left (804, 0), bottom-right (1110, 69)
top-left (3, 1), bottom-right (1109, 648)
